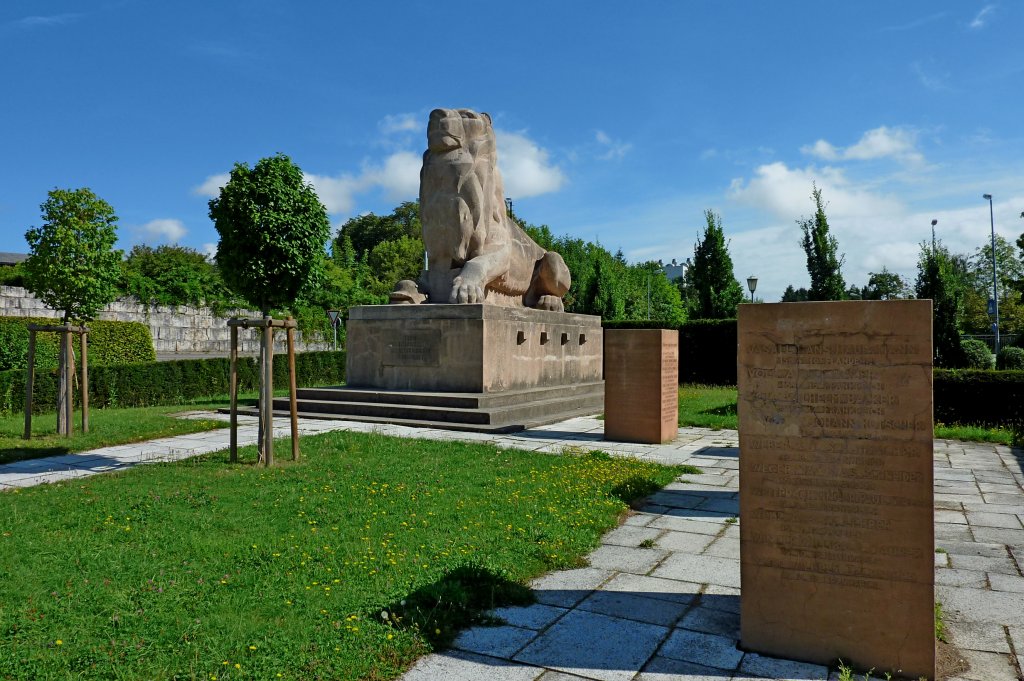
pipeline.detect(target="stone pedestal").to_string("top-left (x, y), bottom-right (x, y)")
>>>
top-left (346, 304), bottom-right (603, 392)
top-left (306, 304), bottom-right (606, 432)
top-left (738, 301), bottom-right (934, 679)
top-left (603, 329), bottom-right (678, 444)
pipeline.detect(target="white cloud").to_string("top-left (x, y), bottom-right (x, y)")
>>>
top-left (137, 219), bottom-right (187, 244)
top-left (9, 13), bottom-right (82, 29)
top-left (970, 4), bottom-right (995, 29)
top-left (495, 129), bottom-right (566, 198)
top-left (378, 113), bottom-right (420, 135)
top-left (912, 62), bottom-right (951, 92)
top-left (201, 242), bottom-right (218, 261)
top-left (193, 172), bottom-right (230, 198)
top-left (192, 129), bottom-right (564, 218)
top-left (801, 126), bottom-right (923, 165)
top-left (594, 130), bottom-right (633, 161)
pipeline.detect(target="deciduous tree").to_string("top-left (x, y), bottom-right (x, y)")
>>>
top-left (915, 242), bottom-right (967, 368)
top-left (798, 186), bottom-right (846, 301)
top-left (24, 187), bottom-right (123, 435)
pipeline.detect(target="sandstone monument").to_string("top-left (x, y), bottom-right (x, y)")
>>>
top-left (391, 108), bottom-right (571, 311)
top-left (738, 301), bottom-right (934, 679)
top-left (286, 109), bottom-right (603, 431)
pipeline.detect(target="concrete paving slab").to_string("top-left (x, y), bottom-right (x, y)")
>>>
top-left (677, 605), bottom-right (739, 639)
top-left (966, 511), bottom-right (1024, 529)
top-left (452, 624), bottom-right (539, 659)
top-left (735, 652), bottom-right (829, 680)
top-left (598, 572), bottom-right (701, 605)
top-left (936, 567), bottom-right (988, 588)
top-left (401, 649), bottom-right (544, 681)
top-left (957, 649), bottom-right (1020, 681)
top-left (651, 553), bottom-right (741, 589)
top-left (937, 585), bottom-right (1024, 626)
top-left (530, 568), bottom-right (614, 609)
top-left (514, 609), bottom-right (669, 681)
top-left (491, 604), bottom-right (569, 631)
top-left (970, 526), bottom-right (1024, 546)
top-left (657, 628), bottom-right (743, 672)
top-left (636, 656), bottom-right (726, 680)
top-left (702, 537), bottom-right (740, 560)
top-left (949, 554), bottom-right (1020, 575)
top-left (946, 620), bottom-right (1012, 654)
top-left (577, 590), bottom-right (690, 627)
top-left (600, 524), bottom-right (663, 548)
top-left (656, 530), bottom-right (717, 554)
top-left (986, 572), bottom-right (1024, 593)
top-left (586, 545), bottom-right (670, 575)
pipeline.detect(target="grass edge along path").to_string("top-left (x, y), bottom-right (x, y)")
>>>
top-left (677, 383), bottom-right (1016, 446)
top-left (0, 429), bottom-right (697, 680)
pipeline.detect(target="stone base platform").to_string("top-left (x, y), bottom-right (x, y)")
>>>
top-left (239, 381), bottom-right (605, 433)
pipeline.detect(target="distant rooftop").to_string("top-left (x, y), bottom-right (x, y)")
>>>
top-left (0, 252), bottom-right (28, 266)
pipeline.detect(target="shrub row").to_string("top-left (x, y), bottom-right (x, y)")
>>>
top-left (602, 318), bottom-right (737, 385)
top-left (0, 316), bottom-right (155, 371)
top-left (0, 351), bottom-right (346, 415)
top-left (933, 369), bottom-right (1024, 428)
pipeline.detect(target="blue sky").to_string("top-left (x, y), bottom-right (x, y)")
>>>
top-left (2, 1), bottom-right (1022, 301)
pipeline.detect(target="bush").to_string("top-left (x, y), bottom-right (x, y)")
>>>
top-left (933, 369), bottom-right (1024, 428)
top-left (961, 338), bottom-right (993, 369)
top-left (0, 317), bottom-right (155, 371)
top-left (996, 346), bottom-right (1024, 370)
top-left (0, 351), bottom-right (345, 415)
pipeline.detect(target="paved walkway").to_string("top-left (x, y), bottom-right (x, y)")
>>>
top-left (2, 416), bottom-right (1022, 680)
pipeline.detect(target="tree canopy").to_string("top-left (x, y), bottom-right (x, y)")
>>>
top-left (798, 186), bottom-right (846, 301)
top-left (24, 187), bottom-right (123, 323)
top-left (679, 210), bottom-right (744, 319)
top-left (915, 242), bottom-right (968, 368)
top-left (209, 154), bottom-right (330, 314)
top-left (121, 244), bottom-right (234, 309)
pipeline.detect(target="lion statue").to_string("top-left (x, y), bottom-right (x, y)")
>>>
top-left (389, 108), bottom-right (570, 311)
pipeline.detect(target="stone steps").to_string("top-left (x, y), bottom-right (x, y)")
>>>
top-left (230, 382), bottom-right (605, 433)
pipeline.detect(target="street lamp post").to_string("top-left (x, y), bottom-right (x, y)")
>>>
top-left (983, 194), bottom-right (999, 355)
top-left (746, 275), bottom-right (758, 303)
top-left (931, 219), bottom-right (937, 251)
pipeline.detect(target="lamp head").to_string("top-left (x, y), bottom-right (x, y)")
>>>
top-left (931, 219), bottom-right (937, 226)
top-left (983, 194), bottom-right (992, 200)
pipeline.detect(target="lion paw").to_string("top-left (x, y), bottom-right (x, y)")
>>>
top-left (450, 278), bottom-right (485, 304)
top-left (536, 295), bottom-right (564, 312)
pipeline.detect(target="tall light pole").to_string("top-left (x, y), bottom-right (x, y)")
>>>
top-left (983, 194), bottom-right (999, 354)
top-left (931, 219), bottom-right (937, 252)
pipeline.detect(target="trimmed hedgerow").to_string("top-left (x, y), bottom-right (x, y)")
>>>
top-left (0, 350), bottom-right (345, 415)
top-left (0, 316), bottom-right (155, 371)
top-left (933, 369), bottom-right (1024, 428)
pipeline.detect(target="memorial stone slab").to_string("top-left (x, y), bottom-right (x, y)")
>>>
top-left (604, 329), bottom-right (678, 444)
top-left (737, 301), bottom-right (934, 679)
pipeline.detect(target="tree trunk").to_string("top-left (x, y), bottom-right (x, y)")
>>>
top-left (57, 330), bottom-right (69, 436)
top-left (257, 321), bottom-right (266, 464)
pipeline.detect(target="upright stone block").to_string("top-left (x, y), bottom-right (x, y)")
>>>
top-left (604, 329), bottom-right (678, 444)
top-left (738, 301), bottom-right (934, 679)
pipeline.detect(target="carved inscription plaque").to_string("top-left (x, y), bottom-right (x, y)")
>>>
top-left (738, 301), bottom-right (934, 679)
top-left (605, 329), bottom-right (678, 444)
top-left (382, 329), bottom-right (441, 367)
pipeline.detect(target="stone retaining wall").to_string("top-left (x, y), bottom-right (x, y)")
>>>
top-left (0, 286), bottom-right (330, 355)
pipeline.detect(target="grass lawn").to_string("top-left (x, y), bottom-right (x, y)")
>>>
top-left (0, 431), bottom-right (694, 680)
top-left (677, 384), bottom-right (1015, 445)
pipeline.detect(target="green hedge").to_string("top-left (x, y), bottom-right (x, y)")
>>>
top-left (0, 351), bottom-right (345, 415)
top-left (933, 369), bottom-right (1024, 428)
top-left (0, 316), bottom-right (155, 371)
top-left (601, 319), bottom-right (738, 385)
